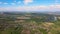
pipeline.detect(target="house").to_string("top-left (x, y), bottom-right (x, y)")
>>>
top-left (57, 17), bottom-right (60, 20)
top-left (55, 15), bottom-right (60, 20)
top-left (15, 16), bottom-right (31, 23)
top-left (45, 16), bottom-right (57, 22)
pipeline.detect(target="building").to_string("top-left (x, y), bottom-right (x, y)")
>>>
top-left (45, 16), bottom-right (57, 22)
top-left (15, 16), bottom-right (31, 23)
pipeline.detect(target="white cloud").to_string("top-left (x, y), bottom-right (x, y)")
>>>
top-left (0, 2), bottom-right (2, 4)
top-left (0, 6), bottom-right (49, 11)
top-left (49, 4), bottom-right (60, 11)
top-left (10, 1), bottom-right (21, 5)
top-left (3, 3), bottom-right (8, 4)
top-left (11, 3), bottom-right (16, 5)
top-left (24, 0), bottom-right (33, 5)
top-left (0, 5), bottom-right (60, 11)
top-left (17, 1), bottom-right (21, 4)
top-left (14, 0), bottom-right (16, 2)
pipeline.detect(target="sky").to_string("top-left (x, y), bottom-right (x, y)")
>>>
top-left (0, 0), bottom-right (60, 11)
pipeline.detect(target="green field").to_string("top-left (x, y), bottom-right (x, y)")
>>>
top-left (0, 14), bottom-right (60, 34)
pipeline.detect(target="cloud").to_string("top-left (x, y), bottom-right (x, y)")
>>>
top-left (11, 3), bottom-right (16, 5)
top-left (49, 4), bottom-right (60, 11)
top-left (0, 5), bottom-right (60, 11)
top-left (14, 0), bottom-right (16, 2)
top-left (11, 1), bottom-right (21, 5)
top-left (3, 3), bottom-right (8, 4)
top-left (17, 1), bottom-right (21, 4)
top-left (0, 2), bottom-right (2, 4)
top-left (0, 5), bottom-right (49, 11)
top-left (24, 0), bottom-right (33, 5)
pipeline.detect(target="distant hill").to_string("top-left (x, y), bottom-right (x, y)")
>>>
top-left (0, 11), bottom-right (60, 15)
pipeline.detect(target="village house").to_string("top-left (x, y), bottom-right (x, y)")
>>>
top-left (55, 15), bottom-right (60, 20)
top-left (44, 16), bottom-right (57, 22)
top-left (15, 16), bottom-right (31, 23)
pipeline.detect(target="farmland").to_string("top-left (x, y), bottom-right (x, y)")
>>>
top-left (0, 12), bottom-right (60, 34)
